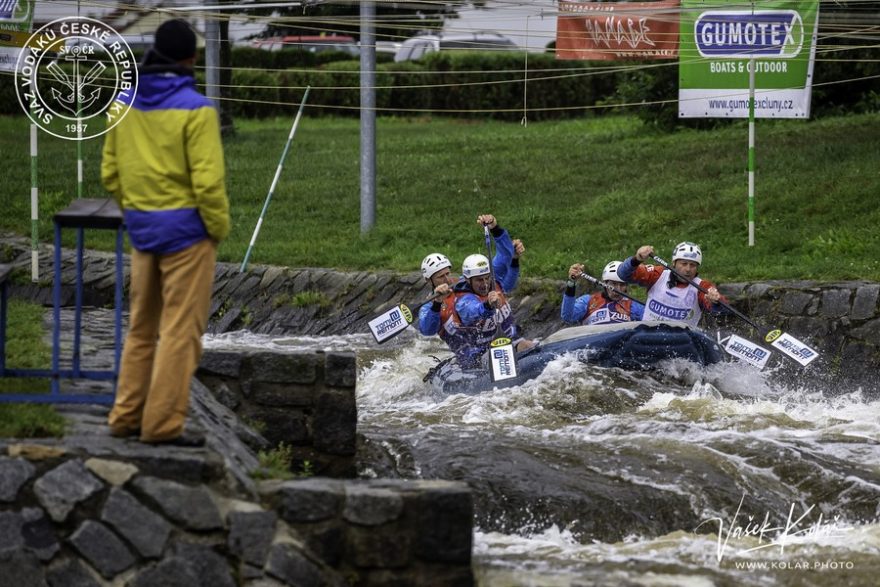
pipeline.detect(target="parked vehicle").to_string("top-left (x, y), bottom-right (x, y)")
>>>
top-left (393, 32), bottom-right (518, 62)
top-left (252, 35), bottom-right (359, 57)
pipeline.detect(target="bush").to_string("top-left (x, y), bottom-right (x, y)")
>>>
top-left (383, 60), bottom-right (434, 115)
top-left (226, 69), bottom-right (281, 118)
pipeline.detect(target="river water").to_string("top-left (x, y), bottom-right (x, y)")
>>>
top-left (206, 329), bottom-right (880, 587)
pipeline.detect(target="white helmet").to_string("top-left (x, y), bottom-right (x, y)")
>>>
top-left (672, 242), bottom-right (702, 265)
top-left (602, 261), bottom-right (624, 283)
top-left (421, 253), bottom-right (452, 280)
top-left (462, 254), bottom-right (491, 279)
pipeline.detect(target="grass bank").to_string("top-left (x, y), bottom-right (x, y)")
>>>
top-left (0, 299), bottom-right (66, 438)
top-left (1, 113), bottom-right (878, 282)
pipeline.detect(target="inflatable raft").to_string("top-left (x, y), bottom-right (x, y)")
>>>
top-left (426, 320), bottom-right (725, 395)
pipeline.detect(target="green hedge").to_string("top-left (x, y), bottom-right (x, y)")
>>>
top-left (218, 51), bottom-right (611, 121)
top-left (2, 45), bottom-right (875, 123)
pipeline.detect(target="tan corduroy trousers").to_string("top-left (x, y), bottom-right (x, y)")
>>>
top-left (108, 238), bottom-right (216, 441)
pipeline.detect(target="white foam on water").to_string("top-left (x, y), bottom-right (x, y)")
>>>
top-left (204, 329), bottom-right (880, 584)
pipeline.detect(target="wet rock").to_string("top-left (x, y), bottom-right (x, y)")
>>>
top-left (227, 510), bottom-right (277, 567)
top-left (0, 457), bottom-right (36, 502)
top-left (131, 476), bottom-right (223, 531)
top-left (347, 525), bottom-right (412, 568)
top-left (852, 284), bottom-right (880, 320)
top-left (265, 478), bottom-right (345, 523)
top-left (719, 282), bottom-right (748, 298)
top-left (241, 352), bottom-right (320, 386)
top-left (265, 543), bottom-right (326, 587)
top-left (172, 542), bottom-right (237, 587)
top-left (246, 408), bottom-right (309, 446)
top-left (68, 521), bottom-right (135, 579)
top-left (259, 266), bottom-right (287, 290)
top-left (250, 383), bottom-right (314, 407)
top-left (416, 484), bottom-right (473, 564)
top-left (21, 508), bottom-right (59, 561)
top-left (45, 558), bottom-right (102, 587)
top-left (787, 316), bottom-right (831, 339)
top-left (343, 486), bottom-right (404, 526)
top-left (0, 510), bottom-right (27, 558)
top-left (101, 487), bottom-right (171, 558)
top-left (33, 460), bottom-right (103, 522)
top-left (779, 291), bottom-right (813, 315)
top-left (0, 551), bottom-right (47, 587)
top-left (129, 557), bottom-right (201, 587)
top-left (850, 318), bottom-right (880, 346)
top-left (84, 458), bottom-right (138, 487)
top-left (212, 380), bottom-right (242, 411)
top-left (199, 350), bottom-right (243, 378)
top-left (745, 283), bottom-right (772, 298)
top-left (325, 352), bottom-right (356, 388)
top-left (820, 289), bottom-right (851, 318)
top-left (313, 389), bottom-right (356, 455)
top-left (298, 521), bottom-right (344, 566)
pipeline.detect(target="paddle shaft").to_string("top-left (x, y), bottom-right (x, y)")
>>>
top-left (578, 273), bottom-right (642, 306)
top-left (483, 225), bottom-right (502, 338)
top-left (650, 254), bottom-right (764, 333)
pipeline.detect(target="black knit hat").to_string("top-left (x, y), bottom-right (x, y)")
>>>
top-left (153, 19), bottom-right (196, 62)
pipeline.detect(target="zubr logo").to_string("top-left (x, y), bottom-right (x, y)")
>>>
top-left (14, 17), bottom-right (138, 141)
top-left (695, 10), bottom-right (804, 59)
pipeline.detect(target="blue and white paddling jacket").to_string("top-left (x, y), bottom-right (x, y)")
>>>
top-left (561, 291), bottom-right (645, 325)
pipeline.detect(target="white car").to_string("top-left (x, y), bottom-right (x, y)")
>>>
top-left (393, 32), bottom-right (518, 62)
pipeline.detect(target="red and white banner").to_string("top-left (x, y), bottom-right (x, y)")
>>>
top-left (556, 0), bottom-right (680, 61)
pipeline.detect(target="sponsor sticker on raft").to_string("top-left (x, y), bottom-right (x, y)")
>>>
top-left (489, 338), bottom-right (517, 382)
top-left (723, 334), bottom-right (772, 370)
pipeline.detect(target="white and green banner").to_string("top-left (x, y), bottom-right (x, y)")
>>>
top-left (0, 0), bottom-right (35, 71)
top-left (679, 0), bottom-right (819, 118)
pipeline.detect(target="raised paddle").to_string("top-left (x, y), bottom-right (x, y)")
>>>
top-left (483, 224), bottom-right (518, 382)
top-left (579, 271), bottom-right (773, 370)
top-left (368, 293), bottom-right (443, 344)
top-left (650, 254), bottom-right (818, 367)
top-left (578, 272), bottom-right (642, 306)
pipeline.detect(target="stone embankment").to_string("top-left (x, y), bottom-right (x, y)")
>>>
top-left (4, 234), bottom-right (875, 379)
top-left (0, 363), bottom-right (473, 586)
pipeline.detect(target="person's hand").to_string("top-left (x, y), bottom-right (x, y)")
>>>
top-left (635, 245), bottom-right (654, 262)
top-left (486, 290), bottom-right (502, 308)
top-left (568, 263), bottom-right (584, 280)
top-left (477, 214), bottom-right (497, 230)
top-left (433, 283), bottom-right (451, 298)
top-left (706, 286), bottom-right (721, 303)
top-left (516, 339), bottom-right (538, 352)
top-left (513, 239), bottom-right (525, 258)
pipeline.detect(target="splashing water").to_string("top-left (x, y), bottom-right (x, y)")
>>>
top-left (206, 330), bottom-right (880, 586)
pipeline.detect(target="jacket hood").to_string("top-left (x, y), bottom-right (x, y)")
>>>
top-left (133, 66), bottom-right (196, 109)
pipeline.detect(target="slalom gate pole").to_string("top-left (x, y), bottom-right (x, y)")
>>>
top-left (240, 86), bottom-right (311, 272)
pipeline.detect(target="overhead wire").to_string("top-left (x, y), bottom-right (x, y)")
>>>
top-left (9, 0), bottom-right (879, 114)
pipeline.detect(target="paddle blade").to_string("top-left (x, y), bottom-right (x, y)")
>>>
top-left (489, 337), bottom-right (518, 382)
top-left (368, 304), bottom-right (414, 344)
top-left (722, 333), bottom-right (772, 370)
top-left (764, 330), bottom-right (819, 366)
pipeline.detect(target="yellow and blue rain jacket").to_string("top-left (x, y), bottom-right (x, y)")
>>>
top-left (101, 65), bottom-right (230, 254)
